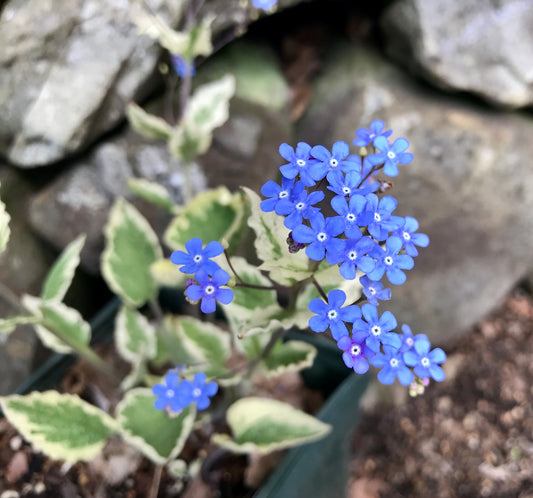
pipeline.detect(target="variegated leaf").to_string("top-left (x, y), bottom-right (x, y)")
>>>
top-left (128, 178), bottom-right (176, 214)
top-left (0, 391), bottom-right (116, 463)
top-left (114, 306), bottom-right (157, 364)
top-left (259, 340), bottom-right (317, 378)
top-left (0, 181), bottom-right (11, 254)
top-left (126, 103), bottom-right (173, 141)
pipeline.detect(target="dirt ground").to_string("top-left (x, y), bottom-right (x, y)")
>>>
top-left (349, 290), bottom-right (533, 498)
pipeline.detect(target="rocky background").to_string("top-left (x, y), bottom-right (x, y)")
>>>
top-left (1, 0), bottom-right (533, 393)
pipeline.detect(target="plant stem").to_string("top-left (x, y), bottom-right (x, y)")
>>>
top-left (0, 281), bottom-right (23, 311)
top-left (148, 464), bottom-right (163, 498)
top-left (311, 276), bottom-right (328, 301)
top-left (225, 250), bottom-right (284, 291)
top-left (246, 327), bottom-right (285, 377)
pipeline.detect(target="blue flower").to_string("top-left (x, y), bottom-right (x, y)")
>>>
top-left (394, 216), bottom-right (429, 257)
top-left (370, 346), bottom-right (414, 385)
top-left (186, 269), bottom-right (234, 313)
top-left (373, 136), bottom-right (413, 177)
top-left (360, 275), bottom-right (391, 305)
top-left (170, 238), bottom-right (223, 275)
top-left (279, 142), bottom-right (316, 187)
top-left (359, 194), bottom-right (403, 241)
top-left (353, 120), bottom-right (392, 148)
top-left (292, 213), bottom-right (344, 261)
top-left (403, 338), bottom-right (446, 382)
top-left (309, 141), bottom-right (359, 181)
top-left (327, 235), bottom-right (376, 280)
top-left (330, 194), bottom-right (367, 239)
top-left (171, 55), bottom-right (195, 78)
top-left (276, 187), bottom-right (324, 230)
top-left (152, 371), bottom-right (189, 412)
top-left (337, 331), bottom-right (373, 374)
top-left (354, 303), bottom-right (401, 353)
top-left (308, 289), bottom-right (361, 340)
top-left (260, 177), bottom-right (301, 213)
top-left (368, 236), bottom-right (414, 285)
top-left (399, 324), bottom-right (428, 352)
top-left (178, 372), bottom-right (218, 410)
top-left (252, 0), bottom-right (277, 10)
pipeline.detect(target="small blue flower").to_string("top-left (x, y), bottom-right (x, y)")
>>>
top-left (170, 238), bottom-right (223, 275)
top-left (279, 142), bottom-right (316, 187)
top-left (292, 213), bottom-right (344, 261)
top-left (308, 289), bottom-right (361, 340)
top-left (370, 346), bottom-right (414, 386)
top-left (360, 275), bottom-right (391, 306)
top-left (399, 324), bottom-right (428, 353)
top-left (403, 338), bottom-right (446, 382)
top-left (260, 177), bottom-right (301, 213)
top-left (359, 194), bottom-right (403, 241)
top-left (394, 216), bottom-right (430, 257)
top-left (152, 371), bottom-right (189, 412)
top-left (330, 194), bottom-right (367, 239)
top-left (252, 0), bottom-right (277, 10)
top-left (354, 303), bottom-right (401, 353)
top-left (373, 136), bottom-right (413, 177)
top-left (337, 331), bottom-right (373, 374)
top-left (171, 55), bottom-right (196, 78)
top-left (178, 372), bottom-right (218, 410)
top-left (186, 269), bottom-right (234, 313)
top-left (368, 236), bottom-right (414, 285)
top-left (309, 141), bottom-right (359, 181)
top-left (327, 235), bottom-right (376, 280)
top-left (276, 187), bottom-right (324, 229)
top-left (353, 120), bottom-right (392, 148)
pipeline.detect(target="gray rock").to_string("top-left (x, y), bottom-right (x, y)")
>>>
top-left (297, 43), bottom-right (533, 345)
top-left (0, 0), bottom-right (303, 168)
top-left (28, 41), bottom-right (291, 273)
top-left (381, 0), bottom-right (533, 108)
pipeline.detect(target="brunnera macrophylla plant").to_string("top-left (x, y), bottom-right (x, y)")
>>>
top-left (0, 0), bottom-right (445, 492)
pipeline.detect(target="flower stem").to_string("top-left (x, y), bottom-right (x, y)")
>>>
top-left (148, 464), bottom-right (163, 498)
top-left (311, 276), bottom-right (328, 301)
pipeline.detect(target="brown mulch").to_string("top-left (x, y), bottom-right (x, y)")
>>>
top-left (349, 291), bottom-right (533, 498)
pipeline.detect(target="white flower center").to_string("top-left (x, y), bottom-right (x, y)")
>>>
top-left (374, 213), bottom-right (381, 222)
top-left (406, 337), bottom-right (413, 346)
top-left (296, 159), bottom-right (306, 167)
top-left (371, 325), bottom-right (381, 336)
top-left (327, 309), bottom-right (338, 320)
top-left (369, 287), bottom-right (376, 295)
top-left (421, 357), bottom-right (430, 367)
top-left (193, 254), bottom-right (202, 263)
top-left (295, 202), bottom-right (305, 210)
top-left (343, 187), bottom-right (351, 195)
top-left (205, 285), bottom-right (215, 295)
top-left (350, 344), bottom-right (361, 356)
top-left (346, 213), bottom-right (356, 222)
top-left (390, 358), bottom-right (399, 368)
top-left (387, 151), bottom-right (396, 160)
top-left (279, 190), bottom-right (288, 198)
top-left (403, 231), bottom-right (411, 240)
top-left (317, 232), bottom-right (327, 242)
top-left (348, 251), bottom-right (357, 261)
top-left (384, 256), bottom-right (394, 266)
top-left (192, 388), bottom-right (202, 398)
top-left (166, 389), bottom-right (174, 398)
top-left (329, 158), bottom-right (339, 168)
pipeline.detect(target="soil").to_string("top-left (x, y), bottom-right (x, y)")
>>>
top-left (349, 290), bottom-right (533, 498)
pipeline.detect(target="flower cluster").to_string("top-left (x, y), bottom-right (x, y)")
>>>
top-left (261, 120), bottom-right (445, 389)
top-left (152, 369), bottom-right (218, 412)
top-left (170, 238), bottom-right (234, 313)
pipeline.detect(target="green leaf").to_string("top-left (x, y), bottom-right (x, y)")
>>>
top-left (212, 397), bottom-right (331, 454)
top-left (22, 295), bottom-right (91, 354)
top-left (168, 127), bottom-right (212, 162)
top-left (260, 340), bottom-right (317, 378)
top-left (0, 391), bottom-right (116, 463)
top-left (0, 315), bottom-right (40, 334)
top-left (128, 178), bottom-right (176, 214)
top-left (41, 234), bottom-right (85, 302)
top-left (116, 388), bottom-right (195, 465)
top-left (150, 259), bottom-right (188, 288)
top-left (183, 15), bottom-right (213, 59)
top-left (115, 306), bottom-right (157, 364)
top-left (102, 198), bottom-right (163, 307)
top-left (242, 187), bottom-right (310, 286)
top-left (126, 103), bottom-right (173, 141)
top-left (164, 187), bottom-right (246, 252)
top-left (0, 182), bottom-right (10, 254)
